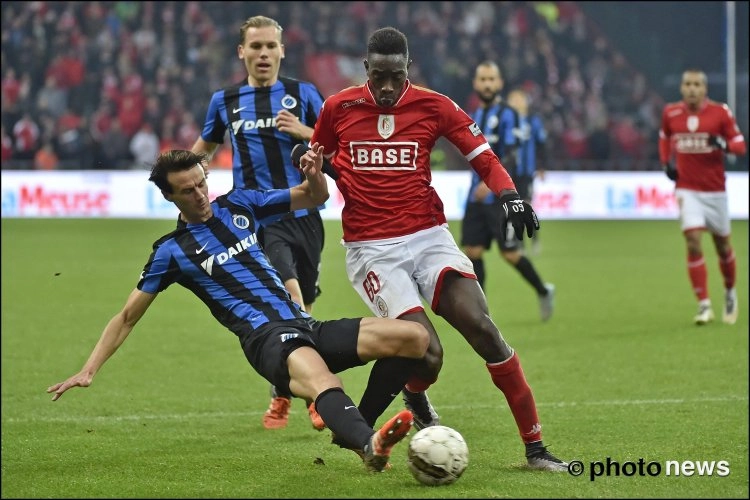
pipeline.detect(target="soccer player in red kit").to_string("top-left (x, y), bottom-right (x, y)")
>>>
top-left (310, 26), bottom-right (567, 471)
top-left (659, 69), bottom-right (746, 325)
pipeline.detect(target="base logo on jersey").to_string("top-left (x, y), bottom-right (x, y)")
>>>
top-left (378, 114), bottom-right (395, 139)
top-left (350, 141), bottom-right (418, 170)
top-left (673, 132), bottom-right (713, 153)
top-left (687, 115), bottom-right (699, 132)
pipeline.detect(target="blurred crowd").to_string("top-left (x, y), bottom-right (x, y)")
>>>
top-left (2, 1), bottom-right (667, 171)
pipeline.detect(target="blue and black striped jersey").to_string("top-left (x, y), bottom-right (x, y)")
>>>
top-left (200, 76), bottom-right (325, 217)
top-left (138, 188), bottom-right (311, 337)
top-left (513, 114), bottom-right (547, 177)
top-left (466, 102), bottom-right (518, 205)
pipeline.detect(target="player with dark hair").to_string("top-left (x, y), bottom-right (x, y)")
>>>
top-left (461, 63), bottom-right (554, 321)
top-left (47, 147), bottom-right (425, 473)
top-left (310, 27), bottom-right (568, 471)
top-left (659, 68), bottom-right (746, 325)
top-left (191, 15), bottom-right (330, 430)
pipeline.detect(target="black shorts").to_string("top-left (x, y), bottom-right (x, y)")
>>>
top-left (461, 201), bottom-right (521, 252)
top-left (239, 318), bottom-right (365, 396)
top-left (259, 211), bottom-right (324, 305)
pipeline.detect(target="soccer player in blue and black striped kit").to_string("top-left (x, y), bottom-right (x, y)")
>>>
top-left (460, 62), bottom-right (555, 322)
top-left (47, 148), bottom-right (423, 473)
top-left (191, 16), bottom-right (329, 430)
top-left (507, 87), bottom-right (548, 257)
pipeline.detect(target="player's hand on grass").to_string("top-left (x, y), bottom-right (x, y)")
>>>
top-left (47, 372), bottom-right (93, 401)
top-left (498, 192), bottom-right (540, 240)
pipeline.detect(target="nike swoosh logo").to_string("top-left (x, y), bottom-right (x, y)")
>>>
top-left (233, 106), bottom-right (246, 113)
top-left (344, 405), bottom-right (356, 410)
top-left (195, 243), bottom-right (209, 254)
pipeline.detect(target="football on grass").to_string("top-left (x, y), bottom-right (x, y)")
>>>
top-left (407, 425), bottom-right (469, 486)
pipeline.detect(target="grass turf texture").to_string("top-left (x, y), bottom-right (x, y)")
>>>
top-left (2, 218), bottom-right (748, 498)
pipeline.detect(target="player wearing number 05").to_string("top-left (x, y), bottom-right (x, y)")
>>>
top-left (659, 69), bottom-right (746, 325)
top-left (309, 26), bottom-right (568, 471)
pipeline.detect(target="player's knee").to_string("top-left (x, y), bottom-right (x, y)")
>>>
top-left (463, 247), bottom-right (483, 260)
top-left (424, 340), bottom-right (444, 374)
top-left (407, 323), bottom-right (430, 358)
top-left (686, 243), bottom-right (702, 256)
top-left (464, 315), bottom-right (504, 356)
top-left (289, 370), bottom-right (342, 402)
top-left (501, 249), bottom-right (521, 264)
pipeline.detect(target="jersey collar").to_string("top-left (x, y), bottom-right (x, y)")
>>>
top-left (364, 79), bottom-right (412, 108)
top-left (681, 98), bottom-right (709, 114)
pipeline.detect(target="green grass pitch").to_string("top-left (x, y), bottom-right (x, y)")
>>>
top-left (1, 218), bottom-right (747, 498)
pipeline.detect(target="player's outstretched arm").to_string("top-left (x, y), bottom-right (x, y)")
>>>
top-left (47, 289), bottom-right (156, 401)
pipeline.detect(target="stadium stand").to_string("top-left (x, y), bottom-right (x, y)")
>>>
top-left (0, 1), bottom-right (743, 171)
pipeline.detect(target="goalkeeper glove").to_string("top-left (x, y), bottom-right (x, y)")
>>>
top-left (662, 162), bottom-right (678, 181)
top-left (707, 135), bottom-right (728, 151)
top-left (498, 193), bottom-right (540, 240)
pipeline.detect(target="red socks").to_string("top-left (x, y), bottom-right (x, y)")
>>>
top-left (688, 253), bottom-right (708, 301)
top-left (486, 351), bottom-right (542, 444)
top-left (405, 374), bottom-right (435, 393)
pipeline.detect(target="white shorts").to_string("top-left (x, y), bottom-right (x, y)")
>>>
top-left (675, 189), bottom-right (731, 236)
top-left (343, 225), bottom-right (476, 318)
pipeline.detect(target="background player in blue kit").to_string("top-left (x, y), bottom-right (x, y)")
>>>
top-left (507, 87), bottom-right (548, 257)
top-left (460, 62), bottom-right (555, 322)
top-left (191, 15), bottom-right (329, 429)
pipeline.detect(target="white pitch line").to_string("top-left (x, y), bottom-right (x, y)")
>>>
top-left (7, 395), bottom-right (747, 424)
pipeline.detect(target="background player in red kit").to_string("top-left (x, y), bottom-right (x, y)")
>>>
top-left (310, 26), bottom-right (567, 471)
top-left (659, 69), bottom-right (746, 325)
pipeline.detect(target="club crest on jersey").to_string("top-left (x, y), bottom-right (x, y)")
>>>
top-left (281, 95), bottom-right (298, 110)
top-left (687, 116), bottom-right (699, 132)
top-left (232, 214), bottom-right (250, 229)
top-left (378, 114), bottom-right (395, 139)
top-left (375, 296), bottom-right (389, 317)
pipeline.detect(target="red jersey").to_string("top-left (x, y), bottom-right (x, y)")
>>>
top-left (659, 99), bottom-right (746, 192)
top-left (312, 81), bottom-right (515, 242)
